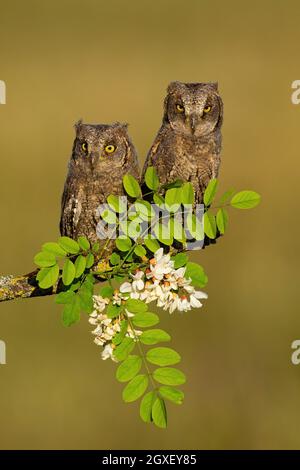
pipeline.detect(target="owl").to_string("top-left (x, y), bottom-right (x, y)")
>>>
top-left (60, 121), bottom-right (140, 248)
top-left (142, 81), bottom-right (223, 204)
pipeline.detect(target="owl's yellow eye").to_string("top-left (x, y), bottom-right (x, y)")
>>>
top-left (203, 105), bottom-right (211, 113)
top-left (176, 103), bottom-right (184, 113)
top-left (105, 144), bottom-right (116, 154)
top-left (81, 142), bottom-right (88, 152)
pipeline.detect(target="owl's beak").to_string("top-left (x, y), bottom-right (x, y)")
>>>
top-left (90, 152), bottom-right (99, 168)
top-left (190, 114), bottom-right (198, 134)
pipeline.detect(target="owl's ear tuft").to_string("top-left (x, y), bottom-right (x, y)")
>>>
top-left (113, 122), bottom-right (129, 130)
top-left (74, 119), bottom-right (83, 134)
top-left (167, 81), bottom-right (181, 94)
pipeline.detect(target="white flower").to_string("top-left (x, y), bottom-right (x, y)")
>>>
top-left (93, 295), bottom-right (109, 312)
top-left (120, 270), bottom-right (145, 299)
top-left (190, 290), bottom-right (208, 308)
top-left (163, 292), bottom-right (180, 313)
top-left (147, 248), bottom-right (174, 281)
top-left (112, 289), bottom-right (123, 305)
top-left (178, 296), bottom-right (191, 312)
top-left (89, 296), bottom-right (142, 362)
top-left (131, 270), bottom-right (145, 291)
top-left (101, 344), bottom-right (116, 361)
top-left (119, 282), bottom-right (132, 294)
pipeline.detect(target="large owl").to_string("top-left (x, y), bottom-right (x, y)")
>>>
top-left (142, 81), bottom-right (223, 204)
top-left (60, 121), bottom-right (140, 247)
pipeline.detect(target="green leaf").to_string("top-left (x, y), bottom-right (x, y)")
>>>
top-left (92, 242), bottom-right (100, 253)
top-left (107, 303), bottom-right (122, 319)
top-left (62, 259), bottom-right (76, 286)
top-left (230, 190), bottom-right (261, 209)
top-left (122, 374), bottom-right (149, 403)
top-left (216, 208), bottom-right (228, 234)
top-left (37, 264), bottom-right (59, 289)
top-left (101, 209), bottom-right (117, 224)
top-left (144, 237), bottom-right (160, 253)
top-left (140, 391), bottom-right (156, 423)
top-left (112, 319), bottom-right (128, 345)
top-left (159, 386), bottom-right (184, 405)
top-left (170, 218), bottom-right (186, 243)
top-left (78, 286), bottom-right (93, 313)
top-left (116, 236), bottom-right (132, 252)
top-left (116, 355), bottom-right (142, 382)
top-left (173, 252), bottom-right (188, 269)
top-left (110, 253), bottom-right (121, 265)
top-left (146, 347), bottom-right (181, 366)
top-left (74, 255), bottom-right (86, 278)
top-left (204, 178), bottom-right (219, 206)
top-left (126, 298), bottom-right (148, 313)
top-left (219, 188), bottom-right (236, 205)
top-left (123, 174), bottom-right (141, 198)
top-left (203, 211), bottom-right (217, 239)
top-left (127, 219), bottom-right (142, 239)
top-left (181, 182), bottom-right (195, 205)
top-left (34, 251), bottom-right (57, 268)
top-left (55, 290), bottom-right (75, 304)
top-left (132, 312), bottom-right (159, 328)
top-left (153, 367), bottom-right (186, 386)
top-left (145, 166), bottom-right (159, 191)
top-left (62, 294), bottom-right (81, 326)
top-left (99, 286), bottom-right (114, 298)
top-left (42, 242), bottom-right (66, 257)
top-left (69, 281), bottom-right (81, 292)
top-left (185, 262), bottom-right (208, 288)
top-left (84, 273), bottom-right (95, 288)
top-left (153, 193), bottom-right (165, 207)
top-left (85, 252), bottom-right (95, 269)
top-left (107, 194), bottom-right (127, 213)
top-left (152, 397), bottom-right (167, 429)
top-left (140, 329), bottom-right (171, 345)
top-left (186, 213), bottom-right (204, 240)
top-left (77, 236), bottom-right (90, 251)
top-left (153, 223), bottom-right (173, 246)
top-left (58, 236), bottom-right (80, 254)
top-left (163, 179), bottom-right (183, 189)
top-left (135, 200), bottom-right (154, 221)
top-left (134, 245), bottom-right (146, 258)
top-left (165, 187), bottom-right (182, 210)
top-left (114, 337), bottom-right (135, 361)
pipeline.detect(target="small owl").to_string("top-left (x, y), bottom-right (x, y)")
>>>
top-left (142, 81), bottom-right (223, 204)
top-left (60, 121), bottom-right (140, 247)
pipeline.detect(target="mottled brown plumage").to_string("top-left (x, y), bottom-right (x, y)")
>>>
top-left (142, 81), bottom-right (223, 204)
top-left (60, 121), bottom-right (140, 246)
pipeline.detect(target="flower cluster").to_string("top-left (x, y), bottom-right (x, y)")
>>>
top-left (89, 295), bottom-right (141, 361)
top-left (119, 248), bottom-right (207, 314)
top-left (89, 248), bottom-right (207, 360)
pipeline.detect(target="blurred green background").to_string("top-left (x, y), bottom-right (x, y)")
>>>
top-left (0, 0), bottom-right (299, 450)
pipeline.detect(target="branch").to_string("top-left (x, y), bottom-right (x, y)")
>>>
top-left (0, 270), bottom-right (59, 302)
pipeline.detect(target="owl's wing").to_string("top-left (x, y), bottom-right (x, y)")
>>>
top-left (59, 175), bottom-right (83, 238)
top-left (141, 129), bottom-right (162, 179)
top-left (142, 127), bottom-right (176, 186)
